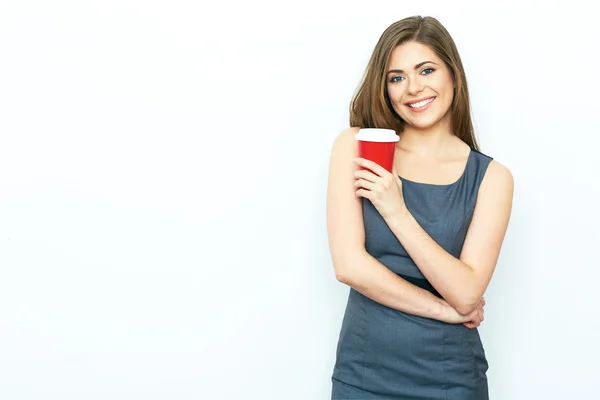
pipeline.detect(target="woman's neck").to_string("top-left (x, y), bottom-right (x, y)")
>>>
top-left (397, 124), bottom-right (462, 158)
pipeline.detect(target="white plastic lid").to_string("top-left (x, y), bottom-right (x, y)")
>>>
top-left (354, 128), bottom-right (399, 142)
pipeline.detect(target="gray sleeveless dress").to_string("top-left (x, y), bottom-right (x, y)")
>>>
top-left (331, 148), bottom-right (493, 400)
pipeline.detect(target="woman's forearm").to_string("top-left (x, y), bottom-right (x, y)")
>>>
top-left (336, 250), bottom-right (452, 321)
top-left (385, 210), bottom-right (478, 314)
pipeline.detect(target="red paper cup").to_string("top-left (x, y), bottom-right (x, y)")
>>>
top-left (355, 128), bottom-right (399, 173)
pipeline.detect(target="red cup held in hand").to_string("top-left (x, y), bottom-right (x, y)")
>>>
top-left (354, 128), bottom-right (399, 173)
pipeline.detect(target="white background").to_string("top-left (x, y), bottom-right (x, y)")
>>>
top-left (1, 1), bottom-right (598, 399)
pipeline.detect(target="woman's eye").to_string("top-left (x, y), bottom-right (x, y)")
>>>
top-left (390, 68), bottom-right (434, 82)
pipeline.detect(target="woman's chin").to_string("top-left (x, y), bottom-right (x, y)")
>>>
top-left (402, 112), bottom-right (453, 131)
top-left (404, 120), bottom-right (441, 131)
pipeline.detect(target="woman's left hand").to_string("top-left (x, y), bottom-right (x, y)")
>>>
top-left (354, 158), bottom-right (408, 219)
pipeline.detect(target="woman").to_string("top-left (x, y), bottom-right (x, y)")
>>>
top-left (326, 16), bottom-right (513, 399)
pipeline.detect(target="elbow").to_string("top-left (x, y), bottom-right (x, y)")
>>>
top-left (453, 295), bottom-right (481, 316)
top-left (455, 302), bottom-right (477, 316)
top-left (335, 270), bottom-right (350, 284)
top-left (332, 253), bottom-right (363, 285)
top-left (334, 262), bottom-right (354, 285)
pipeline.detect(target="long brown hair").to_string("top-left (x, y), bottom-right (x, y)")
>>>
top-left (349, 16), bottom-right (479, 150)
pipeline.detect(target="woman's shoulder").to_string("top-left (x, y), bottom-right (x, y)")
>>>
top-left (471, 148), bottom-right (493, 161)
top-left (470, 148), bottom-right (511, 178)
top-left (331, 127), bottom-right (361, 147)
top-left (464, 146), bottom-right (513, 197)
top-left (474, 150), bottom-right (513, 194)
top-left (328, 127), bottom-right (361, 158)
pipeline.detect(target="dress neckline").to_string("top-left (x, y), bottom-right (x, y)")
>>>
top-left (398, 148), bottom-right (473, 187)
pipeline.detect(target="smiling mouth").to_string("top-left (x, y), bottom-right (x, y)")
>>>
top-left (406, 97), bottom-right (435, 109)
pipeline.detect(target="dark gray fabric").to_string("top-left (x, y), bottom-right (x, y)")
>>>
top-left (331, 148), bottom-right (493, 400)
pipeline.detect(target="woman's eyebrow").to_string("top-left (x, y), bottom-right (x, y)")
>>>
top-left (387, 61), bottom-right (438, 75)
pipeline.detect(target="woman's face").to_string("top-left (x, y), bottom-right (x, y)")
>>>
top-left (385, 41), bottom-right (455, 131)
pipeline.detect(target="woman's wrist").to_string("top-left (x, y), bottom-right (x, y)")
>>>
top-left (435, 299), bottom-right (463, 324)
top-left (434, 298), bottom-right (451, 322)
top-left (385, 206), bottom-right (412, 231)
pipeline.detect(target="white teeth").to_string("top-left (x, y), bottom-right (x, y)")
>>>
top-left (408, 98), bottom-right (434, 108)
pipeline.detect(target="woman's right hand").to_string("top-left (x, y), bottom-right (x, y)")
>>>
top-left (439, 297), bottom-right (485, 329)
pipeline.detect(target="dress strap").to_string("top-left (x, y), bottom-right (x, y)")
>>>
top-left (463, 148), bottom-right (493, 212)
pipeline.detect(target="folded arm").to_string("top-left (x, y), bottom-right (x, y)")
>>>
top-left (385, 158), bottom-right (514, 315)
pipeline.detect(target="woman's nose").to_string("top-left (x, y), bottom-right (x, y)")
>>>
top-left (406, 77), bottom-right (424, 95)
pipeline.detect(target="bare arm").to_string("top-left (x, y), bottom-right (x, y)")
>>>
top-left (385, 159), bottom-right (514, 315)
top-left (327, 128), bottom-right (462, 321)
